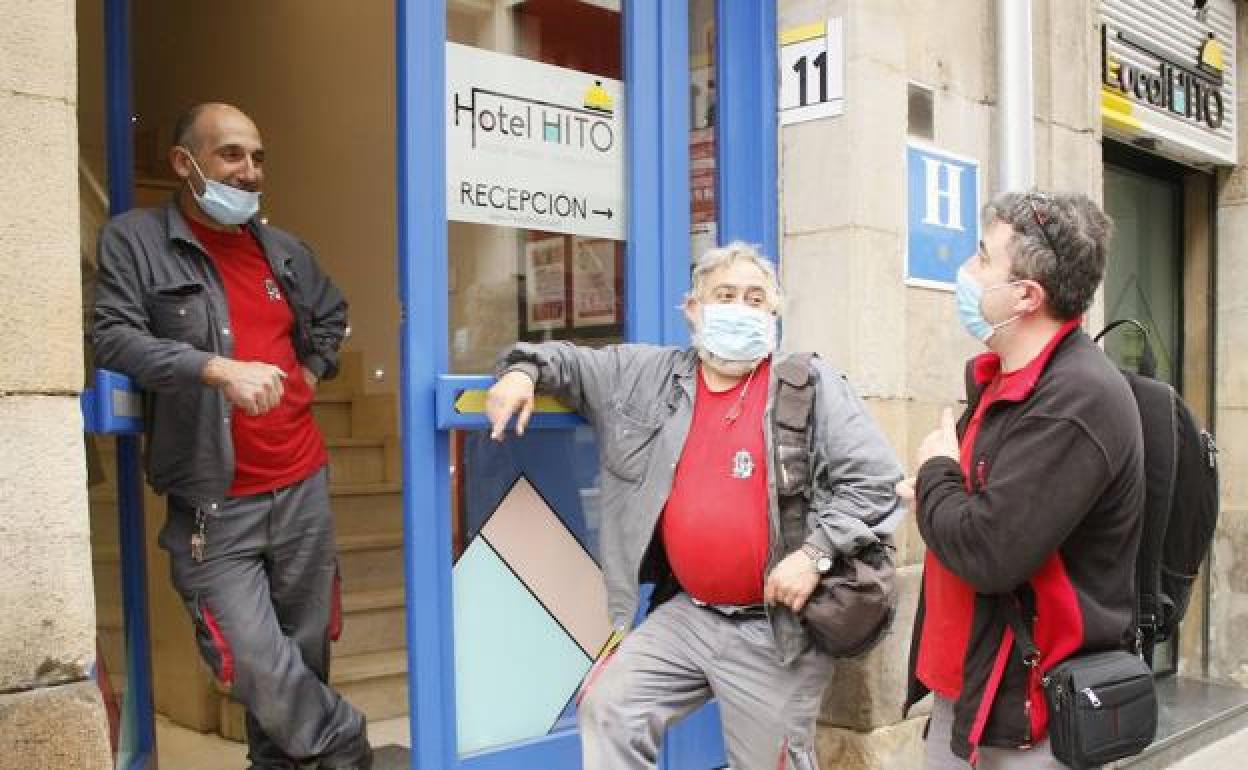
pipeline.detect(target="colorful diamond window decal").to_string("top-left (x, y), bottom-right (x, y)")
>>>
top-left (453, 476), bottom-right (613, 755)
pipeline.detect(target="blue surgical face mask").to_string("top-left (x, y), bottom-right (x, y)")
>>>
top-left (695, 302), bottom-right (777, 364)
top-left (183, 151), bottom-right (261, 226)
top-left (955, 266), bottom-right (1021, 343)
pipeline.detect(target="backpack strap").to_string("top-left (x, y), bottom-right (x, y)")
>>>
top-left (773, 353), bottom-right (817, 553)
top-left (1095, 319), bottom-right (1158, 379)
top-left (1124, 374), bottom-right (1179, 659)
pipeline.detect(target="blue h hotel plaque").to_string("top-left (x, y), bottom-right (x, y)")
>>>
top-left (906, 142), bottom-right (980, 290)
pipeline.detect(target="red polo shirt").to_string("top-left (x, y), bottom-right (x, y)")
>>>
top-left (189, 218), bottom-right (327, 497)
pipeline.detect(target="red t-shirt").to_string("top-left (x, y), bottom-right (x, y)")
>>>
top-left (189, 219), bottom-right (327, 497)
top-left (916, 320), bottom-right (1081, 698)
top-left (660, 358), bottom-right (772, 605)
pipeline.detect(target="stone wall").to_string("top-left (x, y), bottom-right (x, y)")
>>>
top-left (0, 0), bottom-right (111, 767)
top-left (776, 1), bottom-right (1102, 766)
top-left (1207, 6), bottom-right (1248, 689)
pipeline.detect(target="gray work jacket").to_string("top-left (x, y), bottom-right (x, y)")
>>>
top-left (498, 342), bottom-right (904, 663)
top-left (92, 202), bottom-right (348, 507)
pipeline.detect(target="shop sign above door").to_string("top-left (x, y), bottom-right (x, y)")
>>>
top-left (1100, 0), bottom-right (1236, 166)
top-left (446, 43), bottom-right (626, 240)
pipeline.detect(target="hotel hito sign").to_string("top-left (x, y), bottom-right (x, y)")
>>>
top-left (1100, 0), bottom-right (1237, 165)
top-left (446, 43), bottom-right (626, 240)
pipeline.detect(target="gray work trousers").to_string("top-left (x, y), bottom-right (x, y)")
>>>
top-left (578, 593), bottom-right (833, 770)
top-left (160, 467), bottom-right (364, 766)
top-left (924, 696), bottom-right (1073, 770)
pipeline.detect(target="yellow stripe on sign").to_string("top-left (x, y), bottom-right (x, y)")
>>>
top-left (1100, 88), bottom-right (1141, 132)
top-left (779, 21), bottom-right (826, 46)
top-left (454, 390), bottom-right (573, 415)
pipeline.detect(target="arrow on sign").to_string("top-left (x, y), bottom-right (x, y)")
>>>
top-left (592, 208), bottom-right (614, 219)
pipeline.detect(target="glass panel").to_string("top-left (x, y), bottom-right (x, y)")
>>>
top-left (451, 427), bottom-right (609, 754)
top-left (689, 0), bottom-right (718, 261)
top-left (1103, 164), bottom-right (1182, 675)
top-left (446, 0), bottom-right (623, 756)
top-left (1103, 167), bottom-right (1181, 387)
top-left (448, 0), bottom-right (627, 374)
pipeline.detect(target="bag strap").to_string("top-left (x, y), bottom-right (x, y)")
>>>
top-left (1094, 319), bottom-right (1158, 379)
top-left (773, 353), bottom-right (817, 552)
top-left (774, 353), bottom-right (816, 433)
top-left (997, 595), bottom-right (1043, 673)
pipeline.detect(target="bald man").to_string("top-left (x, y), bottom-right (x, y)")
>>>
top-left (93, 103), bottom-right (370, 770)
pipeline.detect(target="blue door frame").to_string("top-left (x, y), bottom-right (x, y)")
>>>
top-left (86, 3), bottom-right (158, 769)
top-left (397, 2), bottom-right (776, 768)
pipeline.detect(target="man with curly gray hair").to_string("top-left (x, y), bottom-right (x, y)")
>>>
top-left (899, 192), bottom-right (1146, 769)
top-left (487, 241), bottom-right (902, 769)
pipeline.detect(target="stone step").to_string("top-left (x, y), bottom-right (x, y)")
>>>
top-left (317, 351), bottom-right (364, 399)
top-left (1113, 677), bottom-right (1248, 769)
top-left (86, 488), bottom-right (405, 547)
top-left (312, 394), bottom-right (354, 439)
top-left (218, 647), bottom-right (411, 739)
top-left (331, 482), bottom-right (404, 536)
top-left (337, 587), bottom-right (407, 658)
top-left (330, 649), bottom-right (410, 723)
top-left (327, 437), bottom-right (389, 486)
top-left (337, 532), bottom-right (404, 593)
top-left (346, 393), bottom-right (399, 441)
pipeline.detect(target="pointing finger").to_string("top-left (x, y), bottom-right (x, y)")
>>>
top-left (516, 397), bottom-right (534, 437)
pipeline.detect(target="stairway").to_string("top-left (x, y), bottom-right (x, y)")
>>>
top-left (85, 349), bottom-right (409, 742)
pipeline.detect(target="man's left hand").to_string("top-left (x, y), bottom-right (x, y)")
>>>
top-left (763, 551), bottom-right (822, 613)
top-left (302, 366), bottom-right (318, 389)
top-left (916, 407), bottom-right (959, 467)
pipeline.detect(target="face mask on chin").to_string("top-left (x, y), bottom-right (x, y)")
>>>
top-left (955, 266), bottom-right (1023, 344)
top-left (692, 302), bottom-right (777, 375)
top-left (182, 150), bottom-right (261, 226)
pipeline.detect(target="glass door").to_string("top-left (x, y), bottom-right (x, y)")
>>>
top-left (398, 2), bottom-right (729, 768)
top-left (1103, 165), bottom-right (1182, 388)
top-left (1103, 161), bottom-right (1183, 675)
top-left (445, 2), bottom-right (628, 761)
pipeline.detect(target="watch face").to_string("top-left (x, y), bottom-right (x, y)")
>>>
top-left (816, 556), bottom-right (833, 573)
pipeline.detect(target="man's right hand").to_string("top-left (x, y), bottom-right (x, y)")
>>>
top-left (487, 370), bottom-right (536, 441)
top-left (203, 357), bottom-right (286, 416)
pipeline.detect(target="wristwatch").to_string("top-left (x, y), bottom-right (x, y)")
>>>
top-left (801, 544), bottom-right (833, 574)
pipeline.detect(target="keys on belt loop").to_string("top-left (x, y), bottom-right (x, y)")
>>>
top-left (190, 506), bottom-right (207, 563)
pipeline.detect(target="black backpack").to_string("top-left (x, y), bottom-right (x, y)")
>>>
top-left (1095, 320), bottom-right (1220, 663)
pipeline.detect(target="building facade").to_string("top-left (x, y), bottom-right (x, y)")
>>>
top-left (1, 1), bottom-right (1247, 768)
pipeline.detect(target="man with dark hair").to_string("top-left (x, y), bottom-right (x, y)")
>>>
top-left (899, 191), bottom-right (1146, 769)
top-left (92, 102), bottom-right (371, 770)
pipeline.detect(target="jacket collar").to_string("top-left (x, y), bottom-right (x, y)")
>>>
top-left (164, 199), bottom-right (293, 271)
top-left (165, 199), bottom-right (202, 251)
top-left (673, 348), bottom-right (700, 401)
top-left (971, 318), bottom-right (1082, 403)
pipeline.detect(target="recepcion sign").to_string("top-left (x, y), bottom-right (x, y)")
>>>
top-left (905, 142), bottom-right (980, 291)
top-left (446, 43), bottom-right (626, 240)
